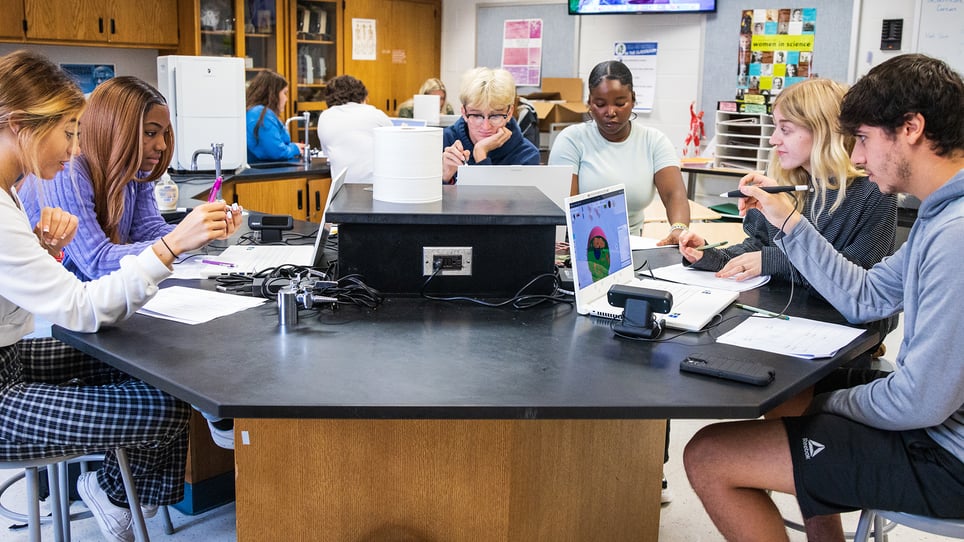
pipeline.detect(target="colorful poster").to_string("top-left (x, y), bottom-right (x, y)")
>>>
top-left (614, 41), bottom-right (658, 113)
top-left (61, 64), bottom-right (115, 95)
top-left (351, 18), bottom-right (376, 61)
top-left (501, 19), bottom-right (543, 86)
top-left (736, 8), bottom-right (815, 100)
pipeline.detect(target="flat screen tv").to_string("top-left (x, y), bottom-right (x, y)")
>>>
top-left (569, 0), bottom-right (717, 15)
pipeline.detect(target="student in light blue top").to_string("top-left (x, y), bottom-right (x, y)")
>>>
top-left (548, 60), bottom-right (689, 243)
top-left (245, 70), bottom-right (304, 163)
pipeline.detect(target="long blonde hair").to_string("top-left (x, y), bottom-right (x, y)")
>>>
top-left (0, 50), bottom-right (85, 180)
top-left (767, 78), bottom-right (861, 217)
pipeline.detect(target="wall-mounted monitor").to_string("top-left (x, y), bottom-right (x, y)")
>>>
top-left (568, 0), bottom-right (717, 15)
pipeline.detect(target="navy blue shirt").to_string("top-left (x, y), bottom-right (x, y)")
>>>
top-left (442, 117), bottom-right (540, 183)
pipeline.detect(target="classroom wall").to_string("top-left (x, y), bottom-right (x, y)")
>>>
top-left (853, 0), bottom-right (919, 79)
top-left (0, 44), bottom-right (160, 87)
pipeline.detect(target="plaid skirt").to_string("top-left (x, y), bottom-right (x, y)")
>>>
top-left (0, 337), bottom-right (190, 506)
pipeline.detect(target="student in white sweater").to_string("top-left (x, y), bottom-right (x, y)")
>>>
top-left (0, 50), bottom-right (242, 542)
top-left (316, 75), bottom-right (393, 183)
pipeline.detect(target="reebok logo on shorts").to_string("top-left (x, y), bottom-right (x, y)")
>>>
top-left (802, 438), bottom-right (825, 459)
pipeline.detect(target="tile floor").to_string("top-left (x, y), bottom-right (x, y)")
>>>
top-left (1, 315), bottom-right (958, 541)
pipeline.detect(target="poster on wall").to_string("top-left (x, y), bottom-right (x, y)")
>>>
top-left (501, 18), bottom-right (543, 86)
top-left (61, 64), bottom-right (115, 96)
top-left (736, 8), bottom-right (815, 102)
top-left (351, 18), bottom-right (376, 61)
top-left (614, 41), bottom-right (658, 113)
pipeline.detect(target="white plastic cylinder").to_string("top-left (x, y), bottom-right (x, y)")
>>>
top-left (372, 126), bottom-right (443, 204)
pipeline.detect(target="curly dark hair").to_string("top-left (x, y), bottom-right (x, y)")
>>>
top-left (325, 75), bottom-right (368, 107)
top-left (840, 54), bottom-right (964, 157)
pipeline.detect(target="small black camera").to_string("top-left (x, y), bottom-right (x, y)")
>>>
top-left (248, 214), bottom-right (294, 243)
top-left (607, 284), bottom-right (674, 339)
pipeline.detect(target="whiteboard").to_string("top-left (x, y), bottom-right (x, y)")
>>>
top-left (915, 0), bottom-right (964, 75)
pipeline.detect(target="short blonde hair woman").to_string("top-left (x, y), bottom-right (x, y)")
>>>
top-left (397, 77), bottom-right (456, 118)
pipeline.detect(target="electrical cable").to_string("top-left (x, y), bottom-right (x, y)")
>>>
top-left (418, 261), bottom-right (572, 309)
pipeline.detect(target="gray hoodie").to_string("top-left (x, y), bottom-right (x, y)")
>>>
top-left (779, 169), bottom-right (964, 463)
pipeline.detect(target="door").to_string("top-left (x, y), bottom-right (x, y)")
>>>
top-left (390, 1), bottom-right (441, 116)
top-left (233, 178), bottom-right (310, 219)
top-left (342, 0), bottom-right (391, 114)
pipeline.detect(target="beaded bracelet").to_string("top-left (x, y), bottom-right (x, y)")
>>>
top-left (670, 222), bottom-right (689, 232)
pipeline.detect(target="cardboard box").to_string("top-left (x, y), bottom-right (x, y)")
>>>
top-left (524, 77), bottom-right (588, 132)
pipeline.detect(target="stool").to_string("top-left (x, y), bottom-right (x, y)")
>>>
top-left (854, 509), bottom-right (964, 541)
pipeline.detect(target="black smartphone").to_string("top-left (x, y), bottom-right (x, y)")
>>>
top-left (679, 355), bottom-right (775, 386)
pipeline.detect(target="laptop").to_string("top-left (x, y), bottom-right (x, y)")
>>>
top-left (204, 169), bottom-right (347, 275)
top-left (564, 184), bottom-right (738, 331)
top-left (389, 117), bottom-right (427, 127)
top-left (457, 164), bottom-right (572, 242)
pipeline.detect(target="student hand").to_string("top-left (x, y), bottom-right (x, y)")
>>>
top-left (33, 207), bottom-right (78, 256)
top-left (678, 230), bottom-right (707, 263)
top-left (295, 142), bottom-right (307, 152)
top-left (442, 140), bottom-right (470, 183)
top-left (223, 202), bottom-right (244, 239)
top-left (472, 127), bottom-right (512, 163)
top-left (165, 202), bottom-right (239, 254)
top-left (656, 228), bottom-right (685, 246)
top-left (716, 252), bottom-right (762, 281)
top-left (737, 173), bottom-right (802, 233)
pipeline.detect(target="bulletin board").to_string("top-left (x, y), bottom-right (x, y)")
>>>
top-left (476, 3), bottom-right (578, 92)
top-left (915, 0), bottom-right (964, 76)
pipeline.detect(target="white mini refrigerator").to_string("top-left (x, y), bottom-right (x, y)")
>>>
top-left (157, 55), bottom-right (245, 172)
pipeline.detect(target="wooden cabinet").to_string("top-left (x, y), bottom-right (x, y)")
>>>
top-left (289, 0), bottom-right (342, 147)
top-left (22, 0), bottom-right (177, 47)
top-left (0, 3), bottom-right (24, 40)
top-left (221, 176), bottom-right (332, 222)
top-left (173, 0), bottom-right (288, 84)
top-left (342, 0), bottom-right (441, 117)
top-left (713, 110), bottom-right (774, 171)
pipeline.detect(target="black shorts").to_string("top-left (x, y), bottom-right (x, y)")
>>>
top-left (783, 414), bottom-right (964, 519)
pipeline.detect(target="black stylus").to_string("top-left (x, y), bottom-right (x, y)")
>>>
top-left (719, 185), bottom-right (812, 197)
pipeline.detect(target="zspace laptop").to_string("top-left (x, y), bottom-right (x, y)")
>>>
top-left (564, 184), bottom-right (738, 332)
top-left (205, 168), bottom-right (347, 275)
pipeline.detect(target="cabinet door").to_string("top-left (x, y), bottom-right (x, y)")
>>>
top-left (0, 1), bottom-right (24, 40)
top-left (109, 0), bottom-right (178, 47)
top-left (342, 0), bottom-right (391, 114)
top-left (25, 0), bottom-right (107, 42)
top-left (390, 0), bottom-right (441, 116)
top-left (233, 178), bottom-right (310, 220)
top-left (242, 0), bottom-right (287, 83)
top-left (291, 0), bottom-right (341, 137)
top-left (307, 177), bottom-right (332, 223)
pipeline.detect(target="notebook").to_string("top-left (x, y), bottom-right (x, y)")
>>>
top-left (564, 184), bottom-right (738, 332)
top-left (204, 169), bottom-right (347, 276)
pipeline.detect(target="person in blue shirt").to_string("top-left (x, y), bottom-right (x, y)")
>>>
top-left (245, 70), bottom-right (304, 163)
top-left (441, 67), bottom-right (540, 184)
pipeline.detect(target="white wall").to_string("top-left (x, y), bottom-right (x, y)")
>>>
top-left (852, 0), bottom-right (919, 80)
top-left (441, 0), bottom-right (702, 153)
top-left (0, 44), bottom-right (160, 87)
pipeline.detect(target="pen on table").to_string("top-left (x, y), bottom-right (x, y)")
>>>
top-left (207, 176), bottom-right (224, 203)
top-left (734, 303), bottom-right (790, 320)
top-left (719, 185), bottom-right (811, 197)
top-left (696, 240), bottom-right (728, 251)
top-left (201, 259), bottom-right (236, 268)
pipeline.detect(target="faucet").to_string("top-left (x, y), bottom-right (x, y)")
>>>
top-left (284, 111), bottom-right (312, 167)
top-left (191, 143), bottom-right (224, 198)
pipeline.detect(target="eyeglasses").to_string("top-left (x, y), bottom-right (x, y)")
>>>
top-left (464, 113), bottom-right (510, 127)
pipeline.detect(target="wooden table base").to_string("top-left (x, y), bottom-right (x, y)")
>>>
top-left (235, 419), bottom-right (665, 542)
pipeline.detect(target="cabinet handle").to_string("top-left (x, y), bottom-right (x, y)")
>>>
top-left (385, 99), bottom-right (390, 111)
top-left (98, 17), bottom-right (104, 33)
top-left (110, 18), bottom-right (115, 34)
top-left (297, 189), bottom-right (304, 210)
top-left (393, 99), bottom-right (397, 111)
top-left (315, 190), bottom-right (321, 211)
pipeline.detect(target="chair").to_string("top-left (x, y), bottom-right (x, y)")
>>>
top-left (0, 448), bottom-right (152, 541)
top-left (853, 509), bottom-right (964, 541)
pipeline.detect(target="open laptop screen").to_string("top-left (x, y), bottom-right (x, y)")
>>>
top-left (566, 185), bottom-right (634, 291)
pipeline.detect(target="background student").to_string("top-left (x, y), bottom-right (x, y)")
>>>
top-left (441, 67), bottom-right (540, 184)
top-left (0, 49), bottom-right (240, 542)
top-left (21, 76), bottom-right (244, 282)
top-left (316, 74), bottom-right (393, 183)
top-left (397, 77), bottom-right (456, 118)
top-left (684, 53), bottom-right (964, 541)
top-left (245, 70), bottom-right (305, 163)
top-left (548, 60), bottom-right (690, 244)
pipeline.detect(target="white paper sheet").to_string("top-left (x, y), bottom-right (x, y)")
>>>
top-left (137, 286), bottom-right (266, 325)
top-left (651, 263), bottom-right (769, 292)
top-left (716, 315), bottom-right (865, 359)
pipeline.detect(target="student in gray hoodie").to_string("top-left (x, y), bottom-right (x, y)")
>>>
top-left (683, 53), bottom-right (964, 541)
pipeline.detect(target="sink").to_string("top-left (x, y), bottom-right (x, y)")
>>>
top-left (247, 161), bottom-right (304, 169)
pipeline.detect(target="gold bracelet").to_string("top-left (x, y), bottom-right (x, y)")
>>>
top-left (670, 222), bottom-right (689, 231)
top-left (159, 237), bottom-right (177, 258)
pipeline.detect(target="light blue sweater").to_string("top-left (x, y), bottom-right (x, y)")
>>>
top-left (781, 169), bottom-right (964, 463)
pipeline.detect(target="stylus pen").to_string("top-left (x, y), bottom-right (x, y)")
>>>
top-left (696, 240), bottom-right (728, 251)
top-left (201, 259), bottom-right (236, 268)
top-left (719, 185), bottom-right (811, 197)
top-left (734, 303), bottom-right (790, 320)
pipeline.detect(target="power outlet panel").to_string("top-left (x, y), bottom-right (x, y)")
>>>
top-left (423, 246), bottom-right (473, 276)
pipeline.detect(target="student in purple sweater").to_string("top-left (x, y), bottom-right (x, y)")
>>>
top-left (20, 76), bottom-right (240, 282)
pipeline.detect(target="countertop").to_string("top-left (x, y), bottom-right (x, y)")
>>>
top-left (170, 157), bottom-right (331, 205)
